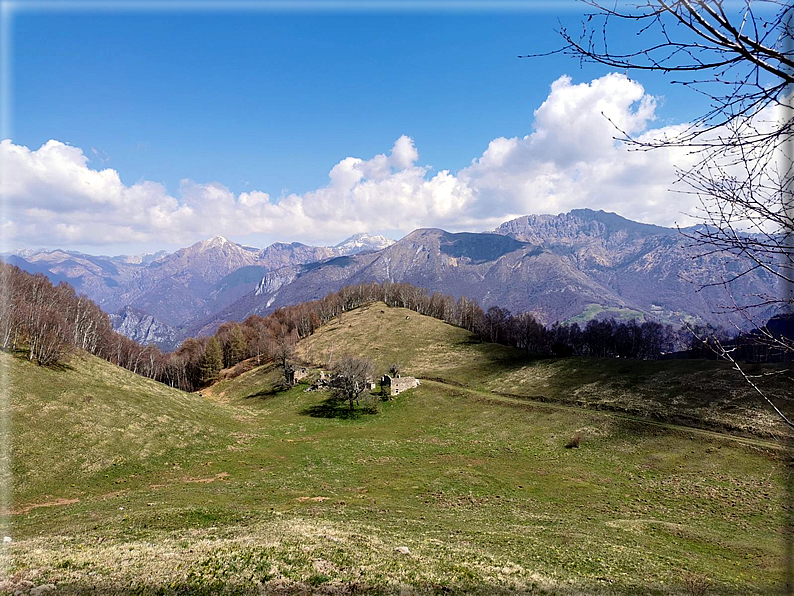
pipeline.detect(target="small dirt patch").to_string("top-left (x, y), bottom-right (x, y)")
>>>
top-left (184, 472), bottom-right (229, 484)
top-left (12, 498), bottom-right (79, 515)
top-left (98, 490), bottom-right (127, 501)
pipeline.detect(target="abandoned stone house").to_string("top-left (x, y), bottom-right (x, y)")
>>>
top-left (288, 367), bottom-right (309, 385)
top-left (380, 373), bottom-right (420, 396)
top-left (306, 371), bottom-right (329, 392)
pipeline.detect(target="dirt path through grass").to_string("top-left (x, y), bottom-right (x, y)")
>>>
top-left (421, 379), bottom-right (783, 451)
top-left (10, 498), bottom-right (80, 515)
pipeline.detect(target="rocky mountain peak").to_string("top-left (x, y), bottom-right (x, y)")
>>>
top-left (109, 305), bottom-right (181, 351)
top-left (493, 209), bottom-right (674, 246)
top-left (10, 247), bottom-right (45, 258)
top-left (112, 250), bottom-right (169, 265)
top-left (334, 233), bottom-right (395, 254)
top-left (193, 236), bottom-right (235, 251)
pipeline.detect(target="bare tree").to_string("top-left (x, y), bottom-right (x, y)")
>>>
top-left (537, 9), bottom-right (794, 588)
top-left (513, 312), bottom-right (547, 354)
top-left (530, 0), bottom-right (793, 423)
top-left (531, 2), bottom-right (792, 309)
top-left (242, 316), bottom-right (269, 365)
top-left (270, 332), bottom-right (297, 387)
top-left (331, 356), bottom-right (375, 411)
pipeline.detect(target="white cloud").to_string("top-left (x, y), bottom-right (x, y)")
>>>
top-left (1, 73), bottom-right (719, 250)
top-left (0, 134), bottom-right (475, 248)
top-left (458, 73), bottom-right (695, 228)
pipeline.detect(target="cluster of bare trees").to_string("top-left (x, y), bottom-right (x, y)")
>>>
top-left (479, 305), bottom-right (687, 358)
top-left (189, 282), bottom-right (691, 368)
top-left (0, 264), bottom-right (113, 365)
top-left (0, 263), bottom-right (180, 373)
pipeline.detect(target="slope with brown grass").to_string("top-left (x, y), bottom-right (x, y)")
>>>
top-left (1, 304), bottom-right (787, 595)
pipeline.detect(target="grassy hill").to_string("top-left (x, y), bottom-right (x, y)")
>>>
top-left (1, 305), bottom-right (789, 595)
top-left (296, 302), bottom-right (792, 438)
top-left (6, 351), bottom-right (246, 515)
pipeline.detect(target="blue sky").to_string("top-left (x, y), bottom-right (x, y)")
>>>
top-left (3, 2), bottom-right (714, 253)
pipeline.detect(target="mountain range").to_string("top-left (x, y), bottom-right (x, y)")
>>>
top-left (5, 211), bottom-right (775, 349)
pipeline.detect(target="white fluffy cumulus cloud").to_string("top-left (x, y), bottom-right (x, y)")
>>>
top-left (0, 134), bottom-right (473, 248)
top-left (1, 72), bottom-right (700, 249)
top-left (458, 72), bottom-right (695, 227)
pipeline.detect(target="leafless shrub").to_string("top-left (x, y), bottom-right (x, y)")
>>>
top-left (331, 356), bottom-right (375, 410)
top-left (683, 572), bottom-right (710, 596)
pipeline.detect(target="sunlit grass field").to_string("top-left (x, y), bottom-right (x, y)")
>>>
top-left (2, 303), bottom-right (789, 594)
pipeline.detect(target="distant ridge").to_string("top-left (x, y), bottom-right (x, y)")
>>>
top-left (3, 232), bottom-right (397, 348)
top-left (4, 211), bottom-right (777, 347)
top-left (191, 210), bottom-right (775, 337)
top-left (492, 208), bottom-right (673, 245)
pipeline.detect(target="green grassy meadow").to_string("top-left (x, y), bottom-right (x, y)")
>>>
top-left (563, 304), bottom-right (647, 325)
top-left (1, 303), bottom-right (790, 594)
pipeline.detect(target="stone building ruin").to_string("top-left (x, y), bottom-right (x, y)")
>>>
top-left (380, 373), bottom-right (420, 396)
top-left (288, 366), bottom-right (309, 385)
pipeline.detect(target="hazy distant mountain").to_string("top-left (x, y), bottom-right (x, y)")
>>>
top-left (4, 233), bottom-right (396, 349)
top-left (111, 250), bottom-right (170, 265)
top-left (108, 306), bottom-right (182, 351)
top-left (4, 249), bottom-right (142, 306)
top-left (7, 212), bottom-right (776, 347)
top-left (191, 210), bottom-right (777, 337)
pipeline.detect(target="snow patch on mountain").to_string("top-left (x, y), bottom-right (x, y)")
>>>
top-left (112, 250), bottom-right (169, 265)
top-left (334, 233), bottom-right (394, 254)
